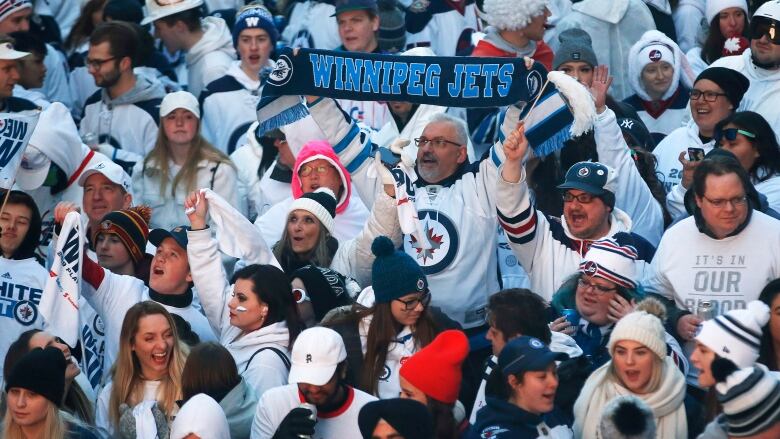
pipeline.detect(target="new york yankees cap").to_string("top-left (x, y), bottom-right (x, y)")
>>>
top-left (289, 327), bottom-right (347, 386)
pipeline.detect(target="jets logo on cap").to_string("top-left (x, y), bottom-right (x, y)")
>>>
top-left (649, 49), bottom-right (662, 62)
top-left (529, 338), bottom-right (544, 348)
top-left (577, 166), bottom-right (590, 177)
top-left (582, 260), bottom-right (598, 275)
top-left (101, 221), bottom-right (112, 230)
top-left (416, 278), bottom-right (425, 291)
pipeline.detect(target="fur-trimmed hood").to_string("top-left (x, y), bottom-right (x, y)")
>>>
top-left (628, 30), bottom-right (695, 102)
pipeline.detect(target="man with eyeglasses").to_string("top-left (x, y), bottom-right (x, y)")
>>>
top-left (711, 0), bottom-right (780, 128)
top-left (80, 21), bottom-right (166, 172)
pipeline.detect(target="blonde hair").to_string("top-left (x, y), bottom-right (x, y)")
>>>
top-left (3, 399), bottom-right (66, 439)
top-left (108, 301), bottom-right (188, 428)
top-left (143, 116), bottom-right (234, 198)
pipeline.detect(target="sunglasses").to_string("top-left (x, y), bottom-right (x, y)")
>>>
top-left (750, 17), bottom-right (780, 44)
top-left (716, 128), bottom-right (756, 142)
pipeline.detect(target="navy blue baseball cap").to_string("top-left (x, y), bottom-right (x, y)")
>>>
top-left (558, 161), bottom-right (618, 196)
top-left (332, 0), bottom-right (377, 16)
top-left (149, 225), bottom-right (190, 250)
top-left (498, 336), bottom-right (568, 376)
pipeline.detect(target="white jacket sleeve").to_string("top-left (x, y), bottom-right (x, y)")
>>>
top-left (186, 228), bottom-right (231, 338)
top-left (473, 105), bottom-right (518, 214)
top-left (641, 238), bottom-right (677, 302)
top-left (665, 183), bottom-right (689, 222)
top-left (331, 191), bottom-right (402, 286)
top-left (594, 108), bottom-right (664, 245)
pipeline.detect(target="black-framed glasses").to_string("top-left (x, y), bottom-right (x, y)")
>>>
top-left (86, 56), bottom-right (116, 70)
top-left (298, 164), bottom-right (332, 177)
top-left (750, 17), bottom-right (780, 44)
top-left (702, 195), bottom-right (748, 209)
top-left (394, 291), bottom-right (431, 311)
top-left (414, 137), bottom-right (461, 149)
top-left (716, 128), bottom-right (756, 142)
top-left (689, 90), bottom-right (727, 102)
top-left (292, 288), bottom-right (310, 304)
top-left (577, 277), bottom-right (616, 294)
top-left (563, 192), bottom-right (596, 204)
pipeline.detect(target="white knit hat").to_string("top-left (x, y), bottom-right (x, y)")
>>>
top-left (706, 0), bottom-right (748, 25)
top-left (627, 30), bottom-right (695, 102)
top-left (288, 187), bottom-right (337, 234)
top-left (482, 0), bottom-right (547, 31)
top-left (608, 311), bottom-right (667, 360)
top-left (579, 238), bottom-right (638, 289)
top-left (696, 300), bottom-right (770, 368)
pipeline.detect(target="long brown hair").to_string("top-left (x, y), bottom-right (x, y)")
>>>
top-left (108, 302), bottom-right (188, 428)
top-left (65, 0), bottom-right (108, 53)
top-left (272, 215), bottom-right (336, 273)
top-left (143, 117), bottom-right (234, 199)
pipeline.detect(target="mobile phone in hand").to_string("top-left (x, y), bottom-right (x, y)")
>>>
top-left (688, 147), bottom-right (705, 162)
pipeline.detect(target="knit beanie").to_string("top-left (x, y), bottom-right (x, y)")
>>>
top-left (696, 300), bottom-right (770, 368)
top-left (288, 188), bottom-right (337, 234)
top-left (399, 330), bottom-right (469, 403)
top-left (5, 347), bottom-right (67, 407)
top-left (232, 4), bottom-right (279, 49)
top-left (358, 398), bottom-right (434, 439)
top-left (94, 206), bottom-right (152, 265)
top-left (706, 0), bottom-right (748, 24)
top-left (713, 361), bottom-right (780, 437)
top-left (370, 236), bottom-right (427, 303)
top-left (553, 28), bottom-right (597, 70)
top-left (628, 30), bottom-right (694, 102)
top-left (377, 1), bottom-right (405, 53)
top-left (103, 0), bottom-right (144, 23)
top-left (607, 307), bottom-right (667, 360)
top-left (482, 0), bottom-right (547, 31)
top-left (695, 67), bottom-right (750, 109)
top-left (579, 238), bottom-right (639, 290)
top-left (598, 395), bottom-right (657, 439)
top-left (291, 264), bottom-right (356, 320)
top-left (0, 0), bottom-right (30, 23)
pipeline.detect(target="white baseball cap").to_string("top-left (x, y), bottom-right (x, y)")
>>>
top-left (16, 145), bottom-right (50, 190)
top-left (141, 0), bottom-right (203, 25)
top-left (0, 42), bottom-right (29, 60)
top-left (160, 91), bottom-right (200, 119)
top-left (77, 160), bottom-right (133, 196)
top-left (289, 327), bottom-right (347, 386)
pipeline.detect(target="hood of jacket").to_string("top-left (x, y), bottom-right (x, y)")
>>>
top-left (101, 71), bottom-right (166, 106)
top-left (186, 16), bottom-right (235, 66)
top-left (229, 320), bottom-right (291, 352)
top-left (220, 378), bottom-right (258, 439)
top-left (225, 60), bottom-right (262, 91)
top-left (291, 141), bottom-right (352, 214)
top-left (28, 102), bottom-right (91, 178)
top-left (171, 394), bottom-right (230, 439)
top-left (480, 26), bottom-right (538, 58)
top-left (572, 0), bottom-right (630, 24)
top-left (628, 30), bottom-right (695, 101)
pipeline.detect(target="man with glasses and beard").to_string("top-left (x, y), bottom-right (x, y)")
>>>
top-left (80, 21), bottom-right (166, 172)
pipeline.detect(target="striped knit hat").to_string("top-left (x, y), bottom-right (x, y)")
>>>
top-left (94, 206), bottom-right (151, 265)
top-left (715, 363), bottom-right (780, 437)
top-left (0, 0), bottom-right (31, 23)
top-left (579, 238), bottom-right (638, 289)
top-left (288, 188), bottom-right (337, 234)
top-left (696, 300), bottom-right (770, 368)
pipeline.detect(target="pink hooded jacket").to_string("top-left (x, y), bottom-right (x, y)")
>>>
top-left (290, 140), bottom-right (352, 214)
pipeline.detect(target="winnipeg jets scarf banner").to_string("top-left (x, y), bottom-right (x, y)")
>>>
top-left (0, 110), bottom-right (39, 189)
top-left (258, 48), bottom-right (578, 156)
top-left (40, 211), bottom-right (83, 347)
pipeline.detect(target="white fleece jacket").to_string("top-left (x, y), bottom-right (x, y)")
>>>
top-left (185, 16), bottom-right (236, 97)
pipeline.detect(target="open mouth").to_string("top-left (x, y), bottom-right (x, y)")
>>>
top-left (152, 266), bottom-right (165, 276)
top-left (151, 351), bottom-right (168, 366)
top-left (569, 213), bottom-right (587, 227)
top-left (624, 370), bottom-right (641, 381)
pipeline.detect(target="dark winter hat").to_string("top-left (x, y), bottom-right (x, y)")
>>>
top-left (358, 398), bottom-right (433, 439)
top-left (371, 236), bottom-right (427, 303)
top-left (617, 117), bottom-right (655, 150)
top-left (291, 265), bottom-right (356, 321)
top-left (103, 0), bottom-right (144, 23)
top-left (232, 4), bottom-right (279, 49)
top-left (498, 336), bottom-right (567, 376)
top-left (94, 206), bottom-right (152, 265)
top-left (553, 28), bottom-right (598, 70)
top-left (558, 161), bottom-right (618, 207)
top-left (377, 2), bottom-right (405, 53)
top-left (149, 225), bottom-right (190, 250)
top-left (598, 395), bottom-right (656, 439)
top-left (332, 0), bottom-right (377, 16)
top-left (713, 360), bottom-right (780, 437)
top-left (5, 347), bottom-right (67, 407)
top-left (289, 188), bottom-right (337, 234)
top-left (694, 67), bottom-right (750, 108)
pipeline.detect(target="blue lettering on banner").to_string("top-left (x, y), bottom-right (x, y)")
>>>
top-left (334, 56), bottom-right (345, 90)
top-left (363, 60), bottom-right (381, 93)
top-left (425, 65), bottom-right (440, 97)
top-left (344, 58), bottom-right (363, 92)
top-left (462, 64), bottom-right (481, 98)
top-left (310, 54), bottom-right (333, 87)
top-left (380, 61), bottom-right (393, 94)
top-left (407, 63), bottom-right (425, 96)
top-left (497, 64), bottom-right (514, 97)
top-left (391, 62), bottom-right (409, 95)
top-left (482, 64), bottom-right (498, 98)
top-left (447, 64), bottom-right (464, 97)
top-left (0, 138), bottom-right (25, 168)
top-left (81, 323), bottom-right (105, 389)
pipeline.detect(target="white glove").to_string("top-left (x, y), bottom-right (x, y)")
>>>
top-left (374, 152), bottom-right (396, 185)
top-left (390, 137), bottom-right (418, 168)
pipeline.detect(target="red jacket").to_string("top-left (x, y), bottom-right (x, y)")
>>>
top-left (471, 39), bottom-right (554, 71)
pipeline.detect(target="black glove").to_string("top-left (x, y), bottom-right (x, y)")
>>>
top-left (272, 407), bottom-right (316, 439)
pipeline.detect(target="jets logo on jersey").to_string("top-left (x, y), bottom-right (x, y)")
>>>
top-left (403, 210), bottom-right (459, 275)
top-left (13, 300), bottom-right (38, 325)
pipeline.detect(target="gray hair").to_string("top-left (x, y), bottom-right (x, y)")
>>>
top-left (426, 112), bottom-right (470, 146)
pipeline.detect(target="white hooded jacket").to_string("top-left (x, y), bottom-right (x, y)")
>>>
top-left (185, 16), bottom-right (236, 97)
top-left (653, 119), bottom-right (716, 193)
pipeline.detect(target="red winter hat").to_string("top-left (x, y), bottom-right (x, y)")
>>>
top-left (399, 330), bottom-right (469, 404)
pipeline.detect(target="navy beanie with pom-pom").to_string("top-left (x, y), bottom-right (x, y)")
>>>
top-left (371, 236), bottom-right (427, 303)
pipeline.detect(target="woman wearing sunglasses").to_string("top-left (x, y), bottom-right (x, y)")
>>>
top-left (325, 236), bottom-right (457, 399)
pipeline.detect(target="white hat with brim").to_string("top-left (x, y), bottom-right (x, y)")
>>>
top-left (160, 90), bottom-right (200, 119)
top-left (288, 327), bottom-right (347, 386)
top-left (77, 160), bottom-right (133, 195)
top-left (16, 145), bottom-right (51, 190)
top-left (141, 0), bottom-right (204, 25)
top-left (0, 42), bottom-right (29, 60)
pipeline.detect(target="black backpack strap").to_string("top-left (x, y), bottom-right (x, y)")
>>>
top-left (209, 162), bottom-right (221, 189)
top-left (244, 346), bottom-right (291, 373)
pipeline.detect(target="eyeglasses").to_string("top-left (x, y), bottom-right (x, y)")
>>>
top-left (86, 56), bottom-right (116, 70)
top-left (716, 128), bottom-right (756, 142)
top-left (394, 291), bottom-right (431, 311)
top-left (702, 195), bottom-right (748, 209)
top-left (414, 137), bottom-right (461, 149)
top-left (689, 90), bottom-right (728, 102)
top-left (563, 192), bottom-right (596, 204)
top-left (292, 288), bottom-right (310, 304)
top-left (298, 164), bottom-right (333, 177)
top-left (750, 17), bottom-right (780, 44)
top-left (577, 277), bottom-right (617, 294)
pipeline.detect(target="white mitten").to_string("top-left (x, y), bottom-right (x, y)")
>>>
top-left (374, 151), bottom-right (396, 185)
top-left (390, 137), bottom-right (418, 168)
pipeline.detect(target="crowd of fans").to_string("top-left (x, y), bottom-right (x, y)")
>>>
top-left (2, 0), bottom-right (780, 438)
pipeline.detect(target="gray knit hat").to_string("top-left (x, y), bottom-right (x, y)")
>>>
top-left (598, 395), bottom-right (656, 439)
top-left (378, 4), bottom-right (405, 53)
top-left (553, 28), bottom-right (598, 70)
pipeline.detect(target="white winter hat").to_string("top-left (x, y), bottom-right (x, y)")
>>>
top-left (706, 0), bottom-right (748, 25)
top-left (141, 0), bottom-right (203, 25)
top-left (579, 238), bottom-right (638, 290)
top-left (696, 300), bottom-right (770, 368)
top-left (160, 91), bottom-right (200, 119)
top-left (170, 394), bottom-right (230, 439)
top-left (608, 311), bottom-right (667, 360)
top-left (288, 187), bottom-right (337, 235)
top-left (482, 0), bottom-right (547, 31)
top-left (628, 30), bottom-right (694, 102)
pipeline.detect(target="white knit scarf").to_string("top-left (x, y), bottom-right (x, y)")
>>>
top-left (572, 357), bottom-right (687, 439)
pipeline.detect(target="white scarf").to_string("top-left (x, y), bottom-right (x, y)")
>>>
top-left (572, 357), bottom-right (687, 439)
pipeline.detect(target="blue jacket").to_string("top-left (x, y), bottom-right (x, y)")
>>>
top-left (468, 397), bottom-right (571, 439)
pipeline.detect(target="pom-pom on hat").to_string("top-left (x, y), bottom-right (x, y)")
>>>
top-left (370, 236), bottom-right (427, 303)
top-left (399, 330), bottom-right (469, 404)
top-left (608, 306), bottom-right (667, 360)
top-left (553, 28), bottom-right (597, 70)
top-left (482, 0), bottom-right (547, 31)
top-left (94, 206), bottom-right (152, 265)
top-left (695, 67), bottom-right (750, 109)
top-left (696, 300), bottom-right (770, 368)
top-left (579, 238), bottom-right (639, 290)
top-left (714, 362), bottom-right (780, 437)
top-left (232, 4), bottom-right (279, 49)
top-left (598, 395), bottom-right (657, 439)
top-left (289, 188), bottom-right (337, 235)
top-left (5, 347), bottom-right (67, 407)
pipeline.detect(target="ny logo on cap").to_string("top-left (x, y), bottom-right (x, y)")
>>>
top-left (620, 119), bottom-right (635, 129)
top-left (306, 354), bottom-right (312, 363)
